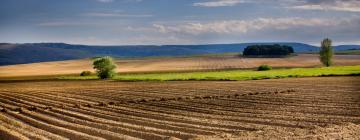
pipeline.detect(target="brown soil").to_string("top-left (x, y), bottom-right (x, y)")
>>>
top-left (192, 123), bottom-right (360, 140)
top-left (0, 76), bottom-right (359, 139)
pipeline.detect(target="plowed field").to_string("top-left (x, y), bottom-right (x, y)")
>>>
top-left (0, 76), bottom-right (359, 139)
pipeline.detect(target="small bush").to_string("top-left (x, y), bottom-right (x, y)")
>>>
top-left (257, 65), bottom-right (272, 71)
top-left (80, 71), bottom-right (92, 76)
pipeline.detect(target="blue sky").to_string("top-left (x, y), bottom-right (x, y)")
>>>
top-left (0, 0), bottom-right (359, 45)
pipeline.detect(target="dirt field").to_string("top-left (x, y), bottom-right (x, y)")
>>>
top-left (0, 76), bottom-right (359, 139)
top-left (1, 54), bottom-right (360, 78)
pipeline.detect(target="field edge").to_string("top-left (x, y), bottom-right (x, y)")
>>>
top-left (57, 65), bottom-right (360, 82)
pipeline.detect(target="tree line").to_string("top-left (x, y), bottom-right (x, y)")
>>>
top-left (243, 44), bottom-right (294, 56)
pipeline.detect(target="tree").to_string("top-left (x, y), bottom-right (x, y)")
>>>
top-left (319, 38), bottom-right (333, 67)
top-left (93, 56), bottom-right (117, 79)
top-left (243, 44), bottom-right (294, 56)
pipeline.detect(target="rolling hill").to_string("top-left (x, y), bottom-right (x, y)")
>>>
top-left (0, 42), bottom-right (359, 66)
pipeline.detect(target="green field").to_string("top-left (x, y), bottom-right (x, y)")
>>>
top-left (335, 50), bottom-right (360, 55)
top-left (58, 65), bottom-right (360, 81)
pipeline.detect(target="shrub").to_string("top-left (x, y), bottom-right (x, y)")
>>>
top-left (257, 65), bottom-right (272, 71)
top-left (80, 71), bottom-right (92, 76)
top-left (93, 56), bottom-right (117, 79)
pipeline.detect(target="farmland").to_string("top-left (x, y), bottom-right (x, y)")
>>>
top-left (336, 49), bottom-right (360, 55)
top-left (57, 65), bottom-right (360, 81)
top-left (109, 65), bottom-right (360, 81)
top-left (1, 54), bottom-right (360, 78)
top-left (0, 53), bottom-right (360, 139)
top-left (0, 76), bottom-right (359, 139)
top-left (3, 0), bottom-right (360, 139)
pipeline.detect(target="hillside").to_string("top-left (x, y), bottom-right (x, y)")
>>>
top-left (0, 42), bottom-right (359, 66)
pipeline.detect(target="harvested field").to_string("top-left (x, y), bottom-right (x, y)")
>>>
top-left (0, 76), bottom-right (359, 139)
top-left (1, 54), bottom-right (360, 78)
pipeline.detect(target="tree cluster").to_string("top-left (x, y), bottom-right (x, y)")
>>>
top-left (243, 44), bottom-right (294, 56)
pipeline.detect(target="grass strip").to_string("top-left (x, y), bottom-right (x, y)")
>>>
top-left (58, 65), bottom-right (360, 81)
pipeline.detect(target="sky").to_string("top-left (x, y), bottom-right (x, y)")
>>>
top-left (0, 0), bottom-right (359, 46)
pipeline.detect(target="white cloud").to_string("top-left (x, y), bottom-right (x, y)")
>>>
top-left (193, 0), bottom-right (360, 11)
top-left (37, 21), bottom-right (94, 27)
top-left (148, 16), bottom-right (360, 45)
top-left (193, 0), bottom-right (249, 7)
top-left (152, 17), bottom-right (343, 35)
top-left (64, 35), bottom-right (192, 45)
top-left (84, 12), bottom-right (153, 18)
top-left (290, 0), bottom-right (360, 12)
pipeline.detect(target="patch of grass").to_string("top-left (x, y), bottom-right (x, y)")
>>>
top-left (80, 71), bottom-right (92, 76)
top-left (57, 75), bottom-right (98, 80)
top-left (114, 65), bottom-right (360, 81)
top-left (58, 65), bottom-right (360, 81)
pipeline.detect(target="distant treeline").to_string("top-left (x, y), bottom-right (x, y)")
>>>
top-left (243, 44), bottom-right (294, 56)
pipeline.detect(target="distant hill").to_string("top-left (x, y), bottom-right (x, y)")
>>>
top-left (0, 42), bottom-right (359, 66)
top-left (334, 45), bottom-right (360, 51)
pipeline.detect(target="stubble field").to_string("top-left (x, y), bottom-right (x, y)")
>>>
top-left (1, 54), bottom-right (360, 78)
top-left (0, 76), bottom-right (359, 139)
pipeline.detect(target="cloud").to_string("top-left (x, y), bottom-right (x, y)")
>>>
top-left (193, 0), bottom-right (360, 11)
top-left (35, 16), bottom-right (360, 45)
top-left (152, 17), bottom-right (344, 35)
top-left (149, 16), bottom-right (360, 45)
top-left (37, 21), bottom-right (94, 27)
top-left (193, 0), bottom-right (249, 7)
top-left (84, 12), bottom-right (153, 18)
top-left (192, 0), bottom-right (299, 7)
top-left (290, 0), bottom-right (360, 12)
top-left (64, 35), bottom-right (192, 45)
